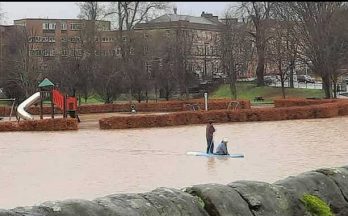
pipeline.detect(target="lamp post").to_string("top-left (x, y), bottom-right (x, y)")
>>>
top-left (204, 42), bottom-right (208, 79)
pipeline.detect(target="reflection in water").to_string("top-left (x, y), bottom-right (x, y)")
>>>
top-left (1, 116), bottom-right (348, 208)
top-left (206, 157), bottom-right (216, 172)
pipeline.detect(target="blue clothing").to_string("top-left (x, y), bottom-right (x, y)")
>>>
top-left (215, 142), bottom-right (229, 155)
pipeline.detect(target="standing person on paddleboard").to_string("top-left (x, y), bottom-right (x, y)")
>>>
top-left (206, 120), bottom-right (215, 154)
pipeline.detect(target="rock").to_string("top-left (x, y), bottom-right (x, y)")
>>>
top-left (227, 180), bottom-right (302, 216)
top-left (0, 209), bottom-right (22, 216)
top-left (94, 193), bottom-right (160, 216)
top-left (142, 187), bottom-right (209, 216)
top-left (275, 170), bottom-right (348, 216)
top-left (10, 199), bottom-right (111, 216)
top-left (184, 183), bottom-right (253, 216)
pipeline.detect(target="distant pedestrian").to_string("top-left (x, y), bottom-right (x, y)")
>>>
top-left (206, 120), bottom-right (215, 154)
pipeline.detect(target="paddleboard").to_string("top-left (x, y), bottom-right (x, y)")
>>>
top-left (187, 151), bottom-right (244, 158)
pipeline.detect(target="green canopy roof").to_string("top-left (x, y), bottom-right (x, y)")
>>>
top-left (38, 78), bottom-right (54, 88)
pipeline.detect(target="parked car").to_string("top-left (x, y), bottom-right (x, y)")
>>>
top-left (264, 76), bottom-right (277, 85)
top-left (212, 72), bottom-right (227, 79)
top-left (297, 75), bottom-right (315, 84)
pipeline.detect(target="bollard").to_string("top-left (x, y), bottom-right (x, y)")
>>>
top-left (204, 92), bottom-right (208, 111)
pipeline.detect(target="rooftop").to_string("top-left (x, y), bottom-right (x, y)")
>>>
top-left (147, 10), bottom-right (221, 26)
top-left (14, 18), bottom-right (110, 23)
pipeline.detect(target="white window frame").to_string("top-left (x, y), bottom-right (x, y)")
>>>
top-left (70, 23), bottom-right (82, 30)
top-left (61, 22), bottom-right (67, 30)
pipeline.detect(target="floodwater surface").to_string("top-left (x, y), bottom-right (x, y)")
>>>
top-left (1, 116), bottom-right (348, 209)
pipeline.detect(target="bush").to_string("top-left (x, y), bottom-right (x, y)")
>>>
top-left (99, 99), bottom-right (348, 129)
top-left (301, 194), bottom-right (334, 216)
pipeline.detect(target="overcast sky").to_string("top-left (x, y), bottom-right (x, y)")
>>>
top-left (0, 1), bottom-right (237, 25)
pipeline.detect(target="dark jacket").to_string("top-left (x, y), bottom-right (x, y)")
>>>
top-left (206, 123), bottom-right (215, 139)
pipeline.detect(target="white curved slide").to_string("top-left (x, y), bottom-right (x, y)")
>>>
top-left (17, 92), bottom-right (41, 120)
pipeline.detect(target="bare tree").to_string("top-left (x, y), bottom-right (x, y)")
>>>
top-left (272, 3), bottom-right (299, 88)
top-left (267, 20), bottom-right (297, 99)
top-left (105, 2), bottom-right (168, 30)
top-left (284, 2), bottom-right (348, 98)
top-left (238, 2), bottom-right (274, 86)
top-left (77, 2), bottom-right (105, 21)
top-left (220, 15), bottom-right (252, 99)
top-left (94, 56), bottom-right (124, 103)
top-left (149, 31), bottom-right (177, 101)
top-left (103, 2), bottom-right (169, 103)
top-left (173, 28), bottom-right (197, 99)
top-left (2, 27), bottom-right (42, 101)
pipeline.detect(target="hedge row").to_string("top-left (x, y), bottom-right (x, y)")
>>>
top-left (0, 118), bottom-right (78, 132)
top-left (0, 99), bottom-right (250, 116)
top-left (99, 100), bottom-right (348, 129)
top-left (274, 98), bottom-right (338, 108)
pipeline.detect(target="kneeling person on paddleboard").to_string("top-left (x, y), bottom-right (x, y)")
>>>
top-left (215, 137), bottom-right (229, 155)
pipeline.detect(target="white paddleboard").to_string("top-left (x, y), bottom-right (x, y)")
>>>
top-left (187, 151), bottom-right (244, 158)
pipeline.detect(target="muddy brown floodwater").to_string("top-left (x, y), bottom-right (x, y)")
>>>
top-left (1, 116), bottom-right (348, 209)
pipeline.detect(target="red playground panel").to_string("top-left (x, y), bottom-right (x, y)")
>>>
top-left (66, 97), bottom-right (77, 111)
top-left (52, 89), bottom-right (64, 110)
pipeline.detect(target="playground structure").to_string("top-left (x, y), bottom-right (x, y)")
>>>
top-left (0, 98), bottom-right (16, 121)
top-left (17, 78), bottom-right (79, 121)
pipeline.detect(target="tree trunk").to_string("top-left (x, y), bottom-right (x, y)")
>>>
top-left (185, 87), bottom-right (190, 100)
top-left (256, 49), bottom-right (265, 86)
top-left (289, 61), bottom-right (295, 88)
top-left (322, 74), bottom-right (332, 99)
top-left (281, 80), bottom-right (286, 99)
top-left (333, 80), bottom-right (337, 99)
top-left (229, 82), bottom-right (237, 99)
top-left (145, 88), bottom-right (148, 103)
top-left (155, 85), bottom-right (158, 103)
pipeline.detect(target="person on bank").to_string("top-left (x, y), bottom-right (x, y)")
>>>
top-left (206, 120), bottom-right (215, 154)
top-left (215, 137), bottom-right (229, 155)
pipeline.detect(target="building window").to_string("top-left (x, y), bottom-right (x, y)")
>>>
top-left (61, 22), bottom-right (67, 30)
top-left (70, 36), bottom-right (81, 43)
top-left (102, 37), bottom-right (112, 43)
top-left (130, 47), bottom-right (134, 55)
top-left (70, 23), bottom-right (82, 30)
top-left (144, 46), bottom-right (149, 54)
top-left (61, 49), bottom-right (68, 56)
top-left (116, 47), bottom-right (121, 55)
top-left (29, 49), bottom-right (41, 56)
top-left (43, 23), bottom-right (56, 30)
top-left (49, 37), bottom-right (55, 43)
top-left (145, 62), bottom-right (152, 78)
top-left (61, 37), bottom-right (68, 43)
top-left (42, 49), bottom-right (49, 56)
top-left (41, 36), bottom-right (48, 43)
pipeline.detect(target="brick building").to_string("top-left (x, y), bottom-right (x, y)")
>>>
top-left (13, 18), bottom-right (112, 67)
top-left (5, 11), bottom-right (247, 82)
top-left (135, 10), bottom-right (223, 80)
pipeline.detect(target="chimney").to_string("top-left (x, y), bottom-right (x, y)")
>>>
top-left (173, 7), bottom-right (177, 15)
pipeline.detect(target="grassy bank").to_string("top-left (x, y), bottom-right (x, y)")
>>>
top-left (211, 82), bottom-right (325, 103)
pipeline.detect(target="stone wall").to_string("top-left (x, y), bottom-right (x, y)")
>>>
top-left (1, 165), bottom-right (347, 215)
